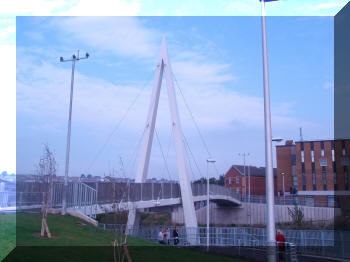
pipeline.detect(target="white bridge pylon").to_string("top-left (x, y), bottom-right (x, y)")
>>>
top-left (127, 37), bottom-right (198, 230)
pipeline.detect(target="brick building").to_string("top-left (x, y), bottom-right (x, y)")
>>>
top-left (225, 165), bottom-right (277, 196)
top-left (276, 139), bottom-right (350, 207)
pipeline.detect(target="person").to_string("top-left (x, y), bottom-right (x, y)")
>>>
top-left (173, 226), bottom-right (179, 245)
top-left (158, 229), bottom-right (164, 244)
top-left (166, 228), bottom-right (171, 245)
top-left (276, 229), bottom-right (286, 261)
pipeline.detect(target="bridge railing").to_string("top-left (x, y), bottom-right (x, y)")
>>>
top-left (12, 182), bottom-right (97, 218)
top-left (93, 182), bottom-right (183, 204)
top-left (13, 181), bottom-right (240, 209)
top-left (191, 183), bottom-right (241, 200)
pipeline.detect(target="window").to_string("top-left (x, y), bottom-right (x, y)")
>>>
top-left (293, 175), bottom-right (298, 187)
top-left (311, 150), bottom-right (315, 162)
top-left (321, 149), bottom-right (325, 156)
top-left (342, 141), bottom-right (346, 156)
top-left (334, 162), bottom-right (337, 187)
top-left (302, 171), bottom-right (306, 190)
top-left (345, 166), bottom-right (349, 190)
top-left (236, 187), bottom-right (240, 194)
top-left (342, 157), bottom-right (349, 166)
top-left (322, 166), bottom-right (327, 190)
top-left (301, 151), bottom-right (304, 163)
top-left (320, 158), bottom-right (327, 166)
top-left (236, 176), bottom-right (239, 184)
top-left (312, 171), bottom-right (316, 190)
top-left (327, 196), bottom-right (335, 207)
top-left (321, 142), bottom-right (325, 156)
top-left (332, 149), bottom-right (335, 162)
top-left (292, 154), bottom-right (296, 166)
top-left (342, 148), bottom-right (346, 156)
top-left (228, 178), bottom-right (232, 185)
top-left (306, 196), bottom-right (314, 206)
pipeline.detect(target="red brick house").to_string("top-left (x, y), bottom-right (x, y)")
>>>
top-left (225, 165), bottom-right (277, 196)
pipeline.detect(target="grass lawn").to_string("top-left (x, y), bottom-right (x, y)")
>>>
top-left (0, 213), bottom-right (16, 261)
top-left (1, 212), bottom-right (250, 262)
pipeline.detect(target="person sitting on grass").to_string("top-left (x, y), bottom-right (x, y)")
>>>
top-left (158, 229), bottom-right (165, 244)
top-left (166, 228), bottom-right (171, 245)
top-left (173, 227), bottom-right (179, 246)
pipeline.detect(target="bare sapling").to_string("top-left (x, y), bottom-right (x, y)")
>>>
top-left (38, 145), bottom-right (56, 238)
top-left (111, 157), bottom-right (131, 262)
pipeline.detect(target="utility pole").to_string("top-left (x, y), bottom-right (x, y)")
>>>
top-left (260, 0), bottom-right (278, 261)
top-left (60, 51), bottom-right (89, 215)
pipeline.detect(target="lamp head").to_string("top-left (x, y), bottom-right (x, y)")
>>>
top-left (272, 137), bottom-right (283, 142)
top-left (60, 57), bottom-right (64, 62)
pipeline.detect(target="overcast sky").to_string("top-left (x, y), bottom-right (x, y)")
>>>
top-left (0, 0), bottom-right (347, 179)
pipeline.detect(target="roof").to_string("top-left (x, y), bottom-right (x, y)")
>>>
top-left (295, 138), bottom-right (350, 143)
top-left (230, 165), bottom-right (277, 178)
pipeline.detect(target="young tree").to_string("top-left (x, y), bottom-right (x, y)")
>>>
top-left (288, 203), bottom-right (304, 227)
top-left (38, 145), bottom-right (57, 238)
top-left (110, 157), bottom-right (131, 262)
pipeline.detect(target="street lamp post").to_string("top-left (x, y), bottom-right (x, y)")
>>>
top-left (248, 159), bottom-right (251, 224)
top-left (239, 153), bottom-right (249, 201)
top-left (259, 0), bottom-right (279, 261)
top-left (206, 158), bottom-right (216, 252)
top-left (60, 51), bottom-right (89, 215)
top-left (282, 172), bottom-right (285, 205)
top-left (272, 137), bottom-right (284, 205)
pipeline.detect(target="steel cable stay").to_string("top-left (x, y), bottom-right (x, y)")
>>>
top-left (182, 131), bottom-right (202, 181)
top-left (183, 136), bottom-right (199, 182)
top-left (154, 127), bottom-right (173, 182)
top-left (123, 126), bottom-right (147, 180)
top-left (158, 126), bottom-right (173, 182)
top-left (116, 126), bottom-right (148, 209)
top-left (84, 68), bottom-right (156, 174)
top-left (152, 127), bottom-right (171, 204)
top-left (173, 73), bottom-right (220, 177)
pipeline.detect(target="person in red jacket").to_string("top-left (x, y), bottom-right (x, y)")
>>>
top-left (276, 229), bottom-right (286, 261)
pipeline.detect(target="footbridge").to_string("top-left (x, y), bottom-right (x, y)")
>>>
top-left (13, 181), bottom-right (241, 218)
top-left (88, 182), bottom-right (241, 217)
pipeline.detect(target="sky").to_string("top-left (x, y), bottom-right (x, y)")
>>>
top-left (1, 0), bottom-right (348, 180)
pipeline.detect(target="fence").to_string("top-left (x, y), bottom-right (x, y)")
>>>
top-left (99, 224), bottom-right (350, 260)
top-left (240, 195), bottom-right (337, 208)
top-left (0, 191), bottom-right (16, 208)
